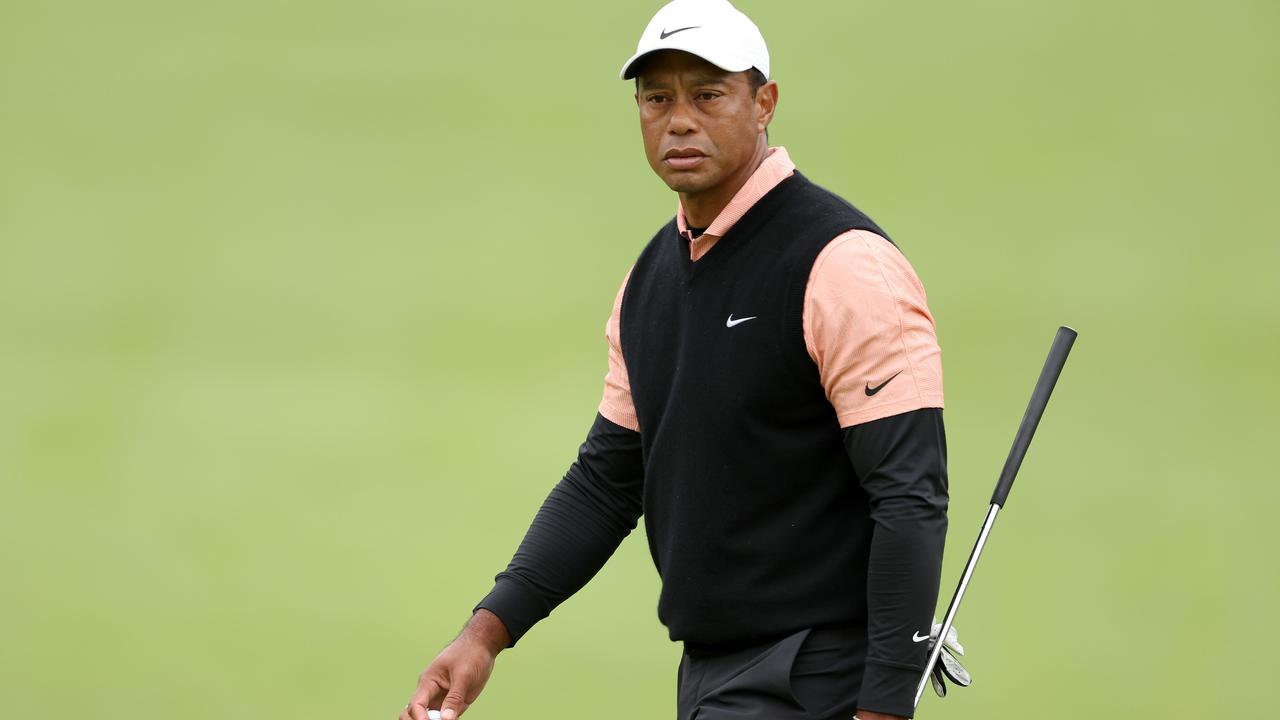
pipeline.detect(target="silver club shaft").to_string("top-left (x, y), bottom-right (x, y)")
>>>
top-left (913, 503), bottom-right (1001, 708)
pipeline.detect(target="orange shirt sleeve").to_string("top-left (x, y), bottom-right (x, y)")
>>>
top-left (598, 266), bottom-right (641, 431)
top-left (803, 229), bottom-right (944, 428)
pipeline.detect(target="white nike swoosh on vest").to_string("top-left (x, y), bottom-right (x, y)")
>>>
top-left (912, 631), bottom-right (931, 643)
top-left (725, 314), bottom-right (758, 327)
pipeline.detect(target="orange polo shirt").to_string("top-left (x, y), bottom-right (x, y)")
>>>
top-left (599, 146), bottom-right (943, 431)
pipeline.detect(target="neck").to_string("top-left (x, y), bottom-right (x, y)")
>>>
top-left (679, 141), bottom-right (770, 229)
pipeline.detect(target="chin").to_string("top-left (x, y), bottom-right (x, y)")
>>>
top-left (659, 170), bottom-right (714, 194)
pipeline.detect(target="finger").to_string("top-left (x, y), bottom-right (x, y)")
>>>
top-left (440, 679), bottom-right (472, 720)
top-left (422, 678), bottom-right (445, 711)
top-left (930, 664), bottom-right (948, 698)
top-left (943, 626), bottom-right (962, 655)
top-left (940, 649), bottom-right (972, 686)
top-left (440, 695), bottom-right (470, 720)
top-left (930, 622), bottom-right (964, 655)
top-left (407, 672), bottom-right (441, 720)
top-left (410, 677), bottom-right (431, 707)
top-left (408, 671), bottom-right (446, 720)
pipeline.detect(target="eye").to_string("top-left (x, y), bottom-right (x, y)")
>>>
top-left (647, 94), bottom-right (671, 104)
top-left (696, 92), bottom-right (720, 101)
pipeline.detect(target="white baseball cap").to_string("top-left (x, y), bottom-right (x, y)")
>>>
top-left (619, 0), bottom-right (770, 81)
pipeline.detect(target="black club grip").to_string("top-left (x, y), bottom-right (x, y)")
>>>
top-left (990, 326), bottom-right (1078, 507)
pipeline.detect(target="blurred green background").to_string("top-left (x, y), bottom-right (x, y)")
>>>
top-left (2, 1), bottom-right (1276, 718)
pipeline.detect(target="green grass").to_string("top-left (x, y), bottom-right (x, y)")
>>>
top-left (1, 1), bottom-right (1277, 718)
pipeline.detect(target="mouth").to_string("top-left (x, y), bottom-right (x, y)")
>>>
top-left (663, 148), bottom-right (707, 170)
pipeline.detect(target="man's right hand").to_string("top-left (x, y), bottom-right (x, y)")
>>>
top-left (401, 609), bottom-right (511, 720)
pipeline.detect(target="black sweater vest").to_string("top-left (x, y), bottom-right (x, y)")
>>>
top-left (620, 172), bottom-right (892, 647)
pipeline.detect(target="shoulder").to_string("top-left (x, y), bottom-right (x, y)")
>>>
top-left (809, 229), bottom-right (925, 301)
top-left (648, 216), bottom-right (679, 243)
top-left (629, 216), bottom-right (680, 267)
top-left (788, 173), bottom-right (892, 242)
top-left (802, 228), bottom-right (943, 427)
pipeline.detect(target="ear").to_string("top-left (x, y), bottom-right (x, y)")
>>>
top-left (756, 80), bottom-right (779, 133)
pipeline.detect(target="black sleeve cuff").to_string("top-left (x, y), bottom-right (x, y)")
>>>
top-left (472, 573), bottom-right (554, 647)
top-left (858, 659), bottom-right (923, 718)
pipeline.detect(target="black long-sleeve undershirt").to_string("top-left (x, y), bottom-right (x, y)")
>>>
top-left (844, 406), bottom-right (949, 714)
top-left (474, 413), bottom-right (644, 643)
top-left (475, 407), bottom-right (947, 715)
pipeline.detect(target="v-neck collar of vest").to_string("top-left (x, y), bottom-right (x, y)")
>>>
top-left (677, 172), bottom-right (808, 274)
top-left (675, 147), bottom-right (798, 257)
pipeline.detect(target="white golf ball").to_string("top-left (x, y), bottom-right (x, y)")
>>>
top-left (427, 711), bottom-right (442, 720)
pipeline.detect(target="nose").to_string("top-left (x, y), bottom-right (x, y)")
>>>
top-left (667, 95), bottom-right (698, 136)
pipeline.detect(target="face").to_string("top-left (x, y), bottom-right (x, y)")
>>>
top-left (634, 51), bottom-right (777, 197)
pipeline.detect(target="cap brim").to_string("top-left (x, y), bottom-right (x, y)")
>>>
top-left (619, 43), bottom-right (755, 80)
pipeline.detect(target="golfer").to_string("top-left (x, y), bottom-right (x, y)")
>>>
top-left (401, 1), bottom-right (948, 718)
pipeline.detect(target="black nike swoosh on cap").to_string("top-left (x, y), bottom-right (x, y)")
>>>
top-left (659, 26), bottom-right (700, 39)
top-left (864, 370), bottom-right (903, 397)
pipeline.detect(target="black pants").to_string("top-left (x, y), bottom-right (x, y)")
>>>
top-left (677, 626), bottom-right (866, 720)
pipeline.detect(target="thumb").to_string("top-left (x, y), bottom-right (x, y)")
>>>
top-left (440, 676), bottom-right (472, 720)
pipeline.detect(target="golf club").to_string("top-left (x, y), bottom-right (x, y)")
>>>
top-left (913, 325), bottom-right (1078, 709)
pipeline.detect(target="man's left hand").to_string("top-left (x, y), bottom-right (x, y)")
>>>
top-left (927, 620), bottom-right (972, 698)
top-left (856, 621), bottom-right (973, 720)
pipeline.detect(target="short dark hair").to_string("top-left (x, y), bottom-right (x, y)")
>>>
top-left (633, 66), bottom-right (769, 97)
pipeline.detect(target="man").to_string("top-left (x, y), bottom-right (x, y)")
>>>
top-left (400, 1), bottom-right (948, 718)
